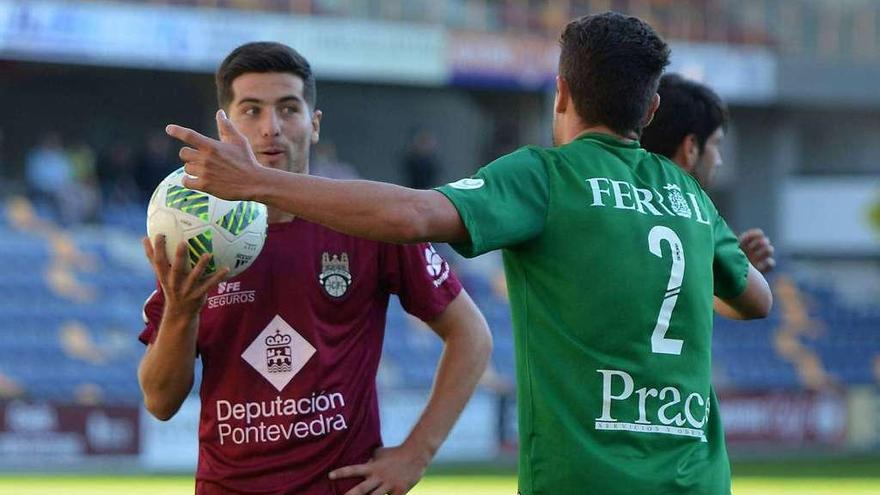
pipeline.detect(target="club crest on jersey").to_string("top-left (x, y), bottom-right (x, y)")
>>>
top-left (241, 315), bottom-right (316, 391)
top-left (319, 252), bottom-right (352, 298)
top-left (664, 184), bottom-right (692, 218)
top-left (265, 330), bottom-right (293, 374)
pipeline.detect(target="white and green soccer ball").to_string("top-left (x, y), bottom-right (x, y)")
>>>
top-left (146, 167), bottom-right (268, 279)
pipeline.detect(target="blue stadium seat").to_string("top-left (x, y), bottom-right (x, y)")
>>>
top-left (1, 197), bottom-right (877, 401)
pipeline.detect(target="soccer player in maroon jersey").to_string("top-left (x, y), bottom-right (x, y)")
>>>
top-left (640, 73), bottom-right (776, 274)
top-left (138, 42), bottom-right (492, 495)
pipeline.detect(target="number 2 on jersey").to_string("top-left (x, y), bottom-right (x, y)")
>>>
top-left (648, 226), bottom-right (685, 355)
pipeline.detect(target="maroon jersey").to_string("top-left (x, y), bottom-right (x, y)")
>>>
top-left (140, 219), bottom-right (461, 495)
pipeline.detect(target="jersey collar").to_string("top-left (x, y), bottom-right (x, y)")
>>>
top-left (575, 132), bottom-right (641, 149)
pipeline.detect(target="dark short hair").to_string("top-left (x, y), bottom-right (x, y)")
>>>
top-left (641, 73), bottom-right (729, 158)
top-left (216, 41), bottom-right (317, 110)
top-left (558, 12), bottom-right (670, 137)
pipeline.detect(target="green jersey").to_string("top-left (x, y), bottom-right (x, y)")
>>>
top-left (437, 133), bottom-right (749, 495)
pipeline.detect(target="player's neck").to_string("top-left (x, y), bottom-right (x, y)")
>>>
top-left (265, 163), bottom-right (308, 223)
top-left (570, 125), bottom-right (638, 144)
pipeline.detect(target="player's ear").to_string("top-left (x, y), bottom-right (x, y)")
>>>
top-left (683, 134), bottom-right (700, 169)
top-left (641, 93), bottom-right (661, 129)
top-left (554, 76), bottom-right (569, 115)
top-left (672, 134), bottom-right (699, 172)
top-left (310, 109), bottom-right (322, 145)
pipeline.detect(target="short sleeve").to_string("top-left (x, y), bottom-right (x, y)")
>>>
top-left (435, 146), bottom-right (550, 258)
top-left (712, 213), bottom-right (749, 299)
top-left (139, 282), bottom-right (165, 345)
top-left (383, 242), bottom-right (462, 322)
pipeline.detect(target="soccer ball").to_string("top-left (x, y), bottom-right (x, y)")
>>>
top-left (146, 167), bottom-right (268, 279)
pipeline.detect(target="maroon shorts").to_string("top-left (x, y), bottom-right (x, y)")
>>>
top-left (195, 476), bottom-right (362, 495)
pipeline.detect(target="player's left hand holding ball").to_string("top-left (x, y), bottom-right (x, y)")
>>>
top-left (143, 235), bottom-right (229, 317)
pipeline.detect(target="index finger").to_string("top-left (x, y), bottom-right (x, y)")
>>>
top-left (743, 236), bottom-right (770, 253)
top-left (170, 241), bottom-right (190, 275)
top-left (166, 124), bottom-right (217, 150)
top-left (739, 229), bottom-right (764, 242)
top-left (329, 463), bottom-right (370, 480)
top-left (143, 235), bottom-right (169, 280)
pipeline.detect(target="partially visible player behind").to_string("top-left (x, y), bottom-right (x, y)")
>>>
top-left (138, 42), bottom-right (492, 495)
top-left (641, 73), bottom-right (776, 273)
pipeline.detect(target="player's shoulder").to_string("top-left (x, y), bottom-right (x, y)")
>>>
top-left (490, 145), bottom-right (548, 167)
top-left (498, 140), bottom-right (613, 181)
top-left (473, 145), bottom-right (551, 182)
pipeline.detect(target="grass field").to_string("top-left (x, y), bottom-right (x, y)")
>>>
top-left (0, 475), bottom-right (878, 495)
top-left (1, 458), bottom-right (877, 495)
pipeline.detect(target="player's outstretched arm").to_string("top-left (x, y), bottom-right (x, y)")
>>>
top-left (138, 235), bottom-right (228, 421)
top-left (328, 290), bottom-right (492, 495)
top-left (714, 264), bottom-right (773, 320)
top-left (166, 111), bottom-right (469, 245)
top-left (257, 171), bottom-right (467, 244)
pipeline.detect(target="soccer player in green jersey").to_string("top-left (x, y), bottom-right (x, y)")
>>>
top-left (166, 12), bottom-right (773, 495)
top-left (641, 73), bottom-right (776, 274)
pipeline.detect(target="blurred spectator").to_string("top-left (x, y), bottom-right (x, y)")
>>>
top-left (67, 140), bottom-right (102, 223)
top-left (310, 140), bottom-right (360, 179)
top-left (61, 321), bottom-right (106, 365)
top-left (136, 131), bottom-right (176, 202)
top-left (24, 132), bottom-right (81, 225)
top-left (773, 276), bottom-right (836, 391)
top-left (401, 127), bottom-right (441, 189)
top-left (97, 140), bottom-right (139, 205)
